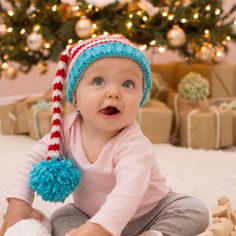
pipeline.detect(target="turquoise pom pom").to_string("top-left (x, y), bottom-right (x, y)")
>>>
top-left (29, 157), bottom-right (81, 202)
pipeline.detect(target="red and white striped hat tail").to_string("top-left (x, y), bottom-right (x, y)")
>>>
top-left (47, 50), bottom-right (70, 161)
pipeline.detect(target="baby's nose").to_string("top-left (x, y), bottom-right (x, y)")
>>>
top-left (107, 88), bottom-right (121, 100)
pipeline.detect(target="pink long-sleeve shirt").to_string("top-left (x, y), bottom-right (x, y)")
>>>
top-left (8, 111), bottom-right (169, 236)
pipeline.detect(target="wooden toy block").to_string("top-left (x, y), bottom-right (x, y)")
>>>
top-left (218, 196), bottom-right (230, 206)
top-left (198, 217), bottom-right (234, 236)
top-left (209, 217), bottom-right (234, 236)
top-left (230, 209), bottom-right (236, 225)
top-left (199, 197), bottom-right (236, 236)
top-left (212, 206), bottom-right (231, 220)
top-left (212, 217), bottom-right (221, 224)
top-left (213, 196), bottom-right (236, 225)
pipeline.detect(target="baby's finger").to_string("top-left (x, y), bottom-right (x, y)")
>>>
top-left (0, 221), bottom-right (7, 236)
top-left (28, 210), bottom-right (44, 221)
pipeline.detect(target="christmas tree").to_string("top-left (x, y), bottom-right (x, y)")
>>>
top-left (0, 0), bottom-right (235, 78)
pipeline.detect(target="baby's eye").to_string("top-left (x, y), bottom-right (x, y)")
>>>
top-left (92, 77), bottom-right (105, 86)
top-left (123, 80), bottom-right (134, 89)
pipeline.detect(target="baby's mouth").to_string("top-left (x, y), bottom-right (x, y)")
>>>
top-left (99, 106), bottom-right (120, 116)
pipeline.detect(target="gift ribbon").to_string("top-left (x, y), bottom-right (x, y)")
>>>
top-left (171, 93), bottom-right (180, 139)
top-left (209, 106), bottom-right (221, 149)
top-left (186, 106), bottom-right (221, 149)
top-left (218, 100), bottom-right (236, 110)
top-left (31, 102), bottom-right (52, 140)
top-left (8, 111), bottom-right (17, 134)
top-left (187, 108), bottom-right (201, 148)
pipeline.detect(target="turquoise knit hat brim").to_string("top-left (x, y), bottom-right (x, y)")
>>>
top-left (67, 42), bottom-right (152, 107)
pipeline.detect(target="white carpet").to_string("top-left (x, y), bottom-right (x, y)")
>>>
top-left (1, 135), bottom-right (236, 225)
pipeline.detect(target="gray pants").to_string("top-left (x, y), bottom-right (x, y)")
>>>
top-left (50, 191), bottom-right (209, 236)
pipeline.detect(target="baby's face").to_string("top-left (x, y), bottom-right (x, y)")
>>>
top-left (74, 57), bottom-right (143, 133)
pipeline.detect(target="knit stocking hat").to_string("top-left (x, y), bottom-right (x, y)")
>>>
top-left (29, 34), bottom-right (152, 202)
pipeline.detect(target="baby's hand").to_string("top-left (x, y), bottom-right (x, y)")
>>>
top-left (0, 198), bottom-right (43, 236)
top-left (65, 222), bottom-right (112, 236)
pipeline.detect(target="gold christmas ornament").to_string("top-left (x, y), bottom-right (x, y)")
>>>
top-left (75, 16), bottom-right (94, 38)
top-left (27, 32), bottom-right (43, 51)
top-left (167, 25), bottom-right (186, 47)
top-left (197, 44), bottom-right (214, 62)
top-left (57, 4), bottom-right (73, 21)
top-left (4, 64), bottom-right (17, 79)
top-left (37, 61), bottom-right (48, 74)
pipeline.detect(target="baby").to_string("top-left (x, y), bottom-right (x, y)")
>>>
top-left (0, 34), bottom-right (209, 236)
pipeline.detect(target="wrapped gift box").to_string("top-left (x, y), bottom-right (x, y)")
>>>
top-left (209, 98), bottom-right (236, 145)
top-left (151, 63), bottom-right (236, 98)
top-left (27, 108), bottom-right (40, 140)
top-left (166, 92), bottom-right (209, 138)
top-left (14, 101), bottom-right (29, 134)
top-left (151, 63), bottom-right (178, 89)
top-left (150, 70), bottom-right (175, 103)
top-left (0, 104), bottom-right (16, 134)
top-left (137, 100), bottom-right (173, 143)
top-left (180, 109), bottom-right (233, 149)
top-left (211, 64), bottom-right (236, 98)
top-left (0, 97), bottom-right (37, 134)
top-left (0, 94), bottom-right (50, 135)
top-left (151, 63), bottom-right (213, 90)
top-left (27, 102), bottom-right (52, 140)
top-left (38, 110), bottom-right (52, 137)
top-left (14, 97), bottom-right (39, 134)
